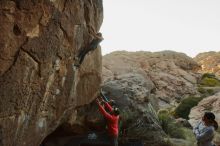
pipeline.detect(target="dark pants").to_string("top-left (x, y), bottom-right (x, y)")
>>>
top-left (109, 135), bottom-right (118, 146)
top-left (101, 132), bottom-right (118, 146)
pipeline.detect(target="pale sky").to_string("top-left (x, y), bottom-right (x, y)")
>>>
top-left (100, 0), bottom-right (220, 57)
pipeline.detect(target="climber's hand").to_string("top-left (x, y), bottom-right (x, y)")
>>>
top-left (100, 98), bottom-right (105, 103)
top-left (95, 98), bottom-right (100, 104)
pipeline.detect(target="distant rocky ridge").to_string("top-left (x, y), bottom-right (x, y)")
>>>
top-left (194, 51), bottom-right (220, 76)
top-left (103, 51), bottom-right (200, 109)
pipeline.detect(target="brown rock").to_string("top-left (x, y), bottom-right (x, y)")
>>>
top-left (0, 0), bottom-right (103, 146)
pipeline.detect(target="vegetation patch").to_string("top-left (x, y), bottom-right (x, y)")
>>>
top-left (200, 77), bottom-right (220, 87)
top-left (201, 73), bottom-right (216, 79)
top-left (179, 128), bottom-right (197, 146)
top-left (197, 87), bottom-right (214, 96)
top-left (207, 89), bottom-right (214, 95)
top-left (174, 96), bottom-right (203, 119)
top-left (199, 73), bottom-right (220, 87)
top-left (158, 111), bottom-right (185, 139)
top-left (197, 87), bottom-right (206, 94)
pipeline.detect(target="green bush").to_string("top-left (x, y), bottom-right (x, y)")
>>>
top-left (174, 96), bottom-right (203, 119)
top-left (202, 73), bottom-right (216, 79)
top-left (200, 77), bottom-right (220, 87)
top-left (207, 89), bottom-right (214, 95)
top-left (158, 112), bottom-right (185, 139)
top-left (197, 87), bottom-right (206, 94)
top-left (197, 87), bottom-right (215, 96)
top-left (158, 109), bottom-right (169, 115)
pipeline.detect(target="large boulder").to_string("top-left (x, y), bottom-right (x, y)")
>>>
top-left (103, 51), bottom-right (200, 108)
top-left (74, 73), bottom-right (167, 146)
top-left (0, 0), bottom-right (103, 146)
top-left (102, 73), bottom-right (167, 145)
top-left (194, 51), bottom-right (220, 76)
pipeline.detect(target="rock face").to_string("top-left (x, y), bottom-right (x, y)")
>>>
top-left (0, 1), bottom-right (103, 146)
top-left (100, 50), bottom-right (201, 145)
top-left (75, 73), bottom-right (167, 146)
top-left (103, 51), bottom-right (200, 108)
top-left (195, 51), bottom-right (220, 75)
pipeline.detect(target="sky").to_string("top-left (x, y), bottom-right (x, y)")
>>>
top-left (100, 0), bottom-right (220, 57)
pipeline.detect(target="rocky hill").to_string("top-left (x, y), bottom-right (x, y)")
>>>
top-left (194, 51), bottom-right (220, 75)
top-left (0, 1), bottom-right (103, 146)
top-left (103, 51), bottom-right (200, 109)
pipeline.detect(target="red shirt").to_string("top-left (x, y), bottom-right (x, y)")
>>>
top-left (98, 102), bottom-right (119, 137)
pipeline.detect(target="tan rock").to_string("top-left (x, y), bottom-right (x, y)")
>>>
top-left (195, 51), bottom-right (220, 75)
top-left (103, 51), bottom-right (200, 108)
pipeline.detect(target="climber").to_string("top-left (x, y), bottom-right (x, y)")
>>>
top-left (96, 98), bottom-right (120, 146)
top-left (193, 112), bottom-right (218, 146)
top-left (74, 25), bottom-right (103, 68)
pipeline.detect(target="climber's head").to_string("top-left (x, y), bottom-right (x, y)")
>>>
top-left (112, 107), bottom-right (120, 116)
top-left (202, 112), bottom-right (218, 130)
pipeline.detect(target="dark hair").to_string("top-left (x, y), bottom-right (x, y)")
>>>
top-left (204, 112), bottom-right (215, 120)
top-left (213, 120), bottom-right (218, 130)
top-left (204, 112), bottom-right (218, 130)
top-left (113, 107), bottom-right (120, 116)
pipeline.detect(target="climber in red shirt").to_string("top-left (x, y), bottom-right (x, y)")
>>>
top-left (96, 98), bottom-right (120, 146)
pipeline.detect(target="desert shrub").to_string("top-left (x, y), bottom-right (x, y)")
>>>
top-left (163, 138), bottom-right (175, 146)
top-left (174, 96), bottom-right (203, 119)
top-left (202, 73), bottom-right (216, 79)
top-left (181, 128), bottom-right (197, 146)
top-left (197, 87), bottom-right (215, 96)
top-left (197, 87), bottom-right (206, 94)
top-left (207, 89), bottom-right (214, 95)
top-left (158, 109), bottom-right (169, 115)
top-left (119, 109), bottom-right (141, 136)
top-left (200, 77), bottom-right (220, 87)
top-left (158, 112), bottom-right (185, 139)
